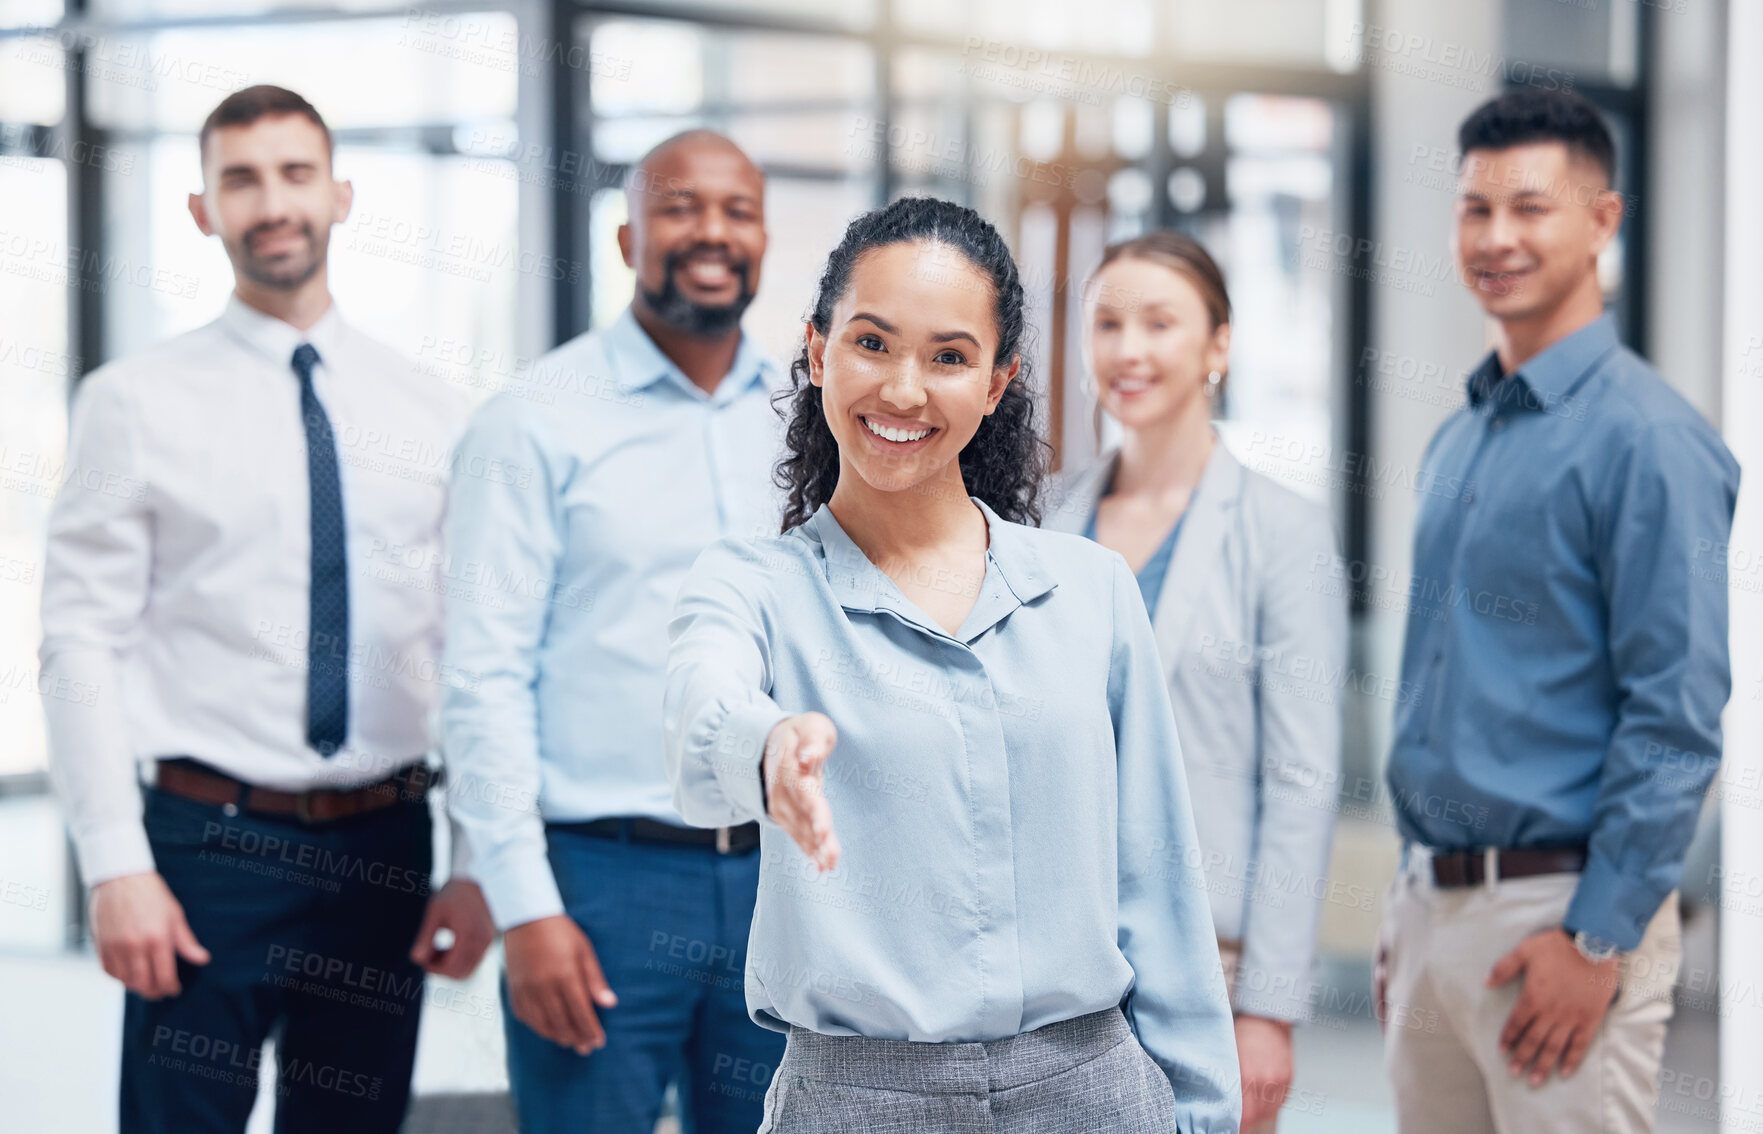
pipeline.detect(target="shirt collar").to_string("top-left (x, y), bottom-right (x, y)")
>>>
top-left (219, 293), bottom-right (346, 372)
top-left (602, 305), bottom-right (772, 402)
top-left (800, 497), bottom-right (1057, 637)
top-left (1466, 311), bottom-right (1620, 410)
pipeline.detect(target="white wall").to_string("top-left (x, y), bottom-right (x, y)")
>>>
top-left (1649, 0), bottom-right (1726, 420)
top-left (1363, 0), bottom-right (1500, 756)
top-left (1719, 0), bottom-right (1763, 1127)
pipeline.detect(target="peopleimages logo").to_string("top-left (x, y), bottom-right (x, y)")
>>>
top-left (1347, 22), bottom-right (1577, 93)
top-left (957, 38), bottom-right (1192, 106)
top-left (846, 118), bottom-right (1081, 192)
top-left (1244, 431), bottom-right (1470, 502)
top-left (147, 1026), bottom-right (385, 1099)
top-left (1306, 554), bottom-right (1540, 627)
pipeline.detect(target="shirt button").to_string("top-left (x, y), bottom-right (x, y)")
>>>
top-left (1490, 418), bottom-right (1506, 432)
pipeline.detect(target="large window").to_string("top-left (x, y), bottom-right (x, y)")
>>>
top-left (882, 38), bottom-right (1361, 486)
top-left (0, 156), bottom-right (70, 780)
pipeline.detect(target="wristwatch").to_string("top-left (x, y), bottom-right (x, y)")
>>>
top-left (1567, 927), bottom-right (1622, 963)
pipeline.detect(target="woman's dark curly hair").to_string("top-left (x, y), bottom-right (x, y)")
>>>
top-left (773, 196), bottom-right (1051, 531)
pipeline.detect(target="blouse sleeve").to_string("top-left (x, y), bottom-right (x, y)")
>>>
top-left (1237, 496), bottom-right (1346, 1021)
top-left (664, 538), bottom-right (794, 828)
top-left (1109, 554), bottom-right (1244, 1133)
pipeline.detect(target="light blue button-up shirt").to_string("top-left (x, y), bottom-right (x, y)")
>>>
top-left (442, 308), bottom-right (784, 930)
top-left (1388, 313), bottom-right (1739, 951)
top-left (665, 499), bottom-right (1240, 1132)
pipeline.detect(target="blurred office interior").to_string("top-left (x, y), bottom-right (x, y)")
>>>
top-left (1, 0), bottom-right (1759, 1130)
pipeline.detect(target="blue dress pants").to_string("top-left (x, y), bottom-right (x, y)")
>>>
top-left (504, 825), bottom-right (784, 1134)
top-left (120, 783), bottom-right (432, 1134)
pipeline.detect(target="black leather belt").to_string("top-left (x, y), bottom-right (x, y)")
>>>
top-left (560, 817), bottom-right (761, 855)
top-left (1428, 845), bottom-right (1588, 888)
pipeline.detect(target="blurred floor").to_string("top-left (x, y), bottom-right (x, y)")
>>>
top-left (0, 931), bottom-right (1718, 1134)
top-left (0, 799), bottom-right (1721, 1134)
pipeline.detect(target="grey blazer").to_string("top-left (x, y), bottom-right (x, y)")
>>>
top-left (1045, 441), bottom-right (1347, 1022)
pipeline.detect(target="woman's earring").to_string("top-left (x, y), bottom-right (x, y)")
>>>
top-left (1080, 371), bottom-right (1099, 402)
top-left (1205, 370), bottom-right (1222, 398)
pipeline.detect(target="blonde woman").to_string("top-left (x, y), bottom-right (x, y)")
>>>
top-left (1047, 231), bottom-right (1347, 1132)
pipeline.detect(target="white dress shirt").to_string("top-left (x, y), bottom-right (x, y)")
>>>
top-left (40, 294), bottom-right (469, 887)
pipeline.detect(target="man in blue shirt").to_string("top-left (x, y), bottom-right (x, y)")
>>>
top-left (441, 131), bottom-right (786, 1133)
top-left (1377, 90), bottom-right (1738, 1133)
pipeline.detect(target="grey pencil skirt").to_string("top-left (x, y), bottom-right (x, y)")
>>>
top-left (755, 1006), bottom-right (1177, 1133)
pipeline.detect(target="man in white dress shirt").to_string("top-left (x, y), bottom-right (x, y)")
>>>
top-left (38, 85), bottom-right (493, 1134)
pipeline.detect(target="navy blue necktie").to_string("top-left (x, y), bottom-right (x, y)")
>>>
top-left (292, 343), bottom-right (349, 756)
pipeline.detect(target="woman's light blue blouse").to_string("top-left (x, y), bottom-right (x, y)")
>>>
top-left (664, 498), bottom-right (1240, 1133)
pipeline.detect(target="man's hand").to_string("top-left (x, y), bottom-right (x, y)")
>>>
top-left (503, 914), bottom-right (618, 1055)
top-left (763, 712), bottom-right (840, 872)
top-left (90, 872), bottom-right (211, 999)
top-left (410, 879), bottom-right (495, 979)
top-left (1488, 928), bottom-right (1620, 1085)
top-left (1236, 1015), bottom-right (1294, 1127)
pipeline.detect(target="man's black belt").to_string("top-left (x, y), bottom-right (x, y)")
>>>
top-left (154, 757), bottom-right (436, 824)
top-left (560, 816), bottom-right (761, 855)
top-left (1428, 845), bottom-right (1588, 888)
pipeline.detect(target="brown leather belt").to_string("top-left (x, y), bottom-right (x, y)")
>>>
top-left (558, 817), bottom-right (761, 855)
top-left (1428, 846), bottom-right (1588, 888)
top-left (154, 757), bottom-right (435, 825)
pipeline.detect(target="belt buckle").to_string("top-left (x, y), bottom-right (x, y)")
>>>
top-left (715, 827), bottom-right (732, 855)
top-left (1406, 843), bottom-right (1434, 885)
top-left (295, 790), bottom-right (317, 825)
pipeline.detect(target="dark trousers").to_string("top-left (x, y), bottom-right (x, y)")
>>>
top-left (120, 784), bottom-right (433, 1134)
top-left (504, 825), bottom-right (785, 1134)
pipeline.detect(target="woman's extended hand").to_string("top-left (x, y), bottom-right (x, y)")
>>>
top-left (763, 712), bottom-right (841, 872)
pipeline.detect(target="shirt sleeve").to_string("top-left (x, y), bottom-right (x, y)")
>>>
top-left (445, 806), bottom-right (474, 882)
top-left (1109, 554), bottom-right (1243, 1133)
top-left (1566, 422), bottom-right (1739, 950)
top-left (1236, 500), bottom-right (1347, 1022)
top-left (39, 370), bottom-right (157, 886)
top-left (439, 397), bottom-right (565, 931)
top-left (664, 539), bottom-right (791, 828)
top-left (429, 394), bottom-right (477, 887)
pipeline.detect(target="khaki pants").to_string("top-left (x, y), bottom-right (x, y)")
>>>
top-left (1217, 939), bottom-right (1279, 1134)
top-left (1380, 850), bottom-right (1681, 1134)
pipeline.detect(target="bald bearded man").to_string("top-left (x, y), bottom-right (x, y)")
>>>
top-left (441, 131), bottom-right (787, 1134)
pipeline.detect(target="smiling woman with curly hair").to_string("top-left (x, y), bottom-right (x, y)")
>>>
top-left (664, 196), bottom-right (1240, 1134)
